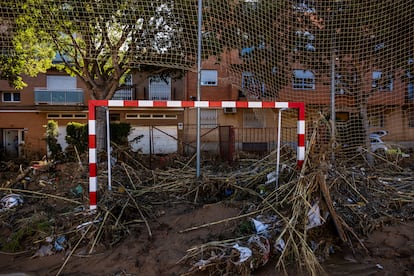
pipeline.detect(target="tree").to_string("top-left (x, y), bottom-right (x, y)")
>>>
top-left (16, 0), bottom-right (196, 150)
top-left (317, 0), bottom-right (413, 160)
top-left (206, 0), bottom-right (413, 161)
top-left (0, 3), bottom-right (54, 88)
top-left (271, 0), bottom-right (414, 161)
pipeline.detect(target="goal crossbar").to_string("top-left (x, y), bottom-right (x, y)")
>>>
top-left (88, 100), bottom-right (305, 210)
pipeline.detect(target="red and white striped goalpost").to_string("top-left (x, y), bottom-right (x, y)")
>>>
top-left (88, 100), bottom-right (305, 210)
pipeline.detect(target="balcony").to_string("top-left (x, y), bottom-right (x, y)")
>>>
top-left (34, 89), bottom-right (84, 105)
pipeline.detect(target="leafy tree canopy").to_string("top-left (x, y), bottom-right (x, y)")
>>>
top-left (0, 3), bottom-right (54, 88)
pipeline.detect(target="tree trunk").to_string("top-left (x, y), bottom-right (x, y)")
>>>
top-left (95, 106), bottom-right (108, 153)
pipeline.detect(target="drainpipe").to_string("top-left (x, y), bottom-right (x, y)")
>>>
top-left (331, 48), bottom-right (336, 162)
top-left (106, 107), bottom-right (112, 191)
top-left (196, 0), bottom-right (203, 178)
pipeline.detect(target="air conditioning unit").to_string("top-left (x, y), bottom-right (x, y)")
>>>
top-left (223, 107), bottom-right (237, 114)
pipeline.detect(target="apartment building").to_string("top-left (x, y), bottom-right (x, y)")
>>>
top-left (2, 18), bottom-right (414, 160)
top-left (0, 69), bottom-right (186, 159)
top-left (0, 70), bottom-right (88, 159)
top-left (3, 50), bottom-right (414, 160)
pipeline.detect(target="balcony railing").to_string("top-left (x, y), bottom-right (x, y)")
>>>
top-left (34, 89), bottom-right (84, 105)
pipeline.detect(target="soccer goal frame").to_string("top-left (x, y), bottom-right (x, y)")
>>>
top-left (88, 100), bottom-right (305, 210)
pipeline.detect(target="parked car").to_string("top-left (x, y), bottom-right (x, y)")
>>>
top-left (370, 130), bottom-right (388, 138)
top-left (369, 133), bottom-right (409, 157)
top-left (369, 133), bottom-right (388, 154)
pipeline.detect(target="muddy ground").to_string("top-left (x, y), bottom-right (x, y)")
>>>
top-left (0, 202), bottom-right (412, 276)
top-left (0, 154), bottom-right (413, 276)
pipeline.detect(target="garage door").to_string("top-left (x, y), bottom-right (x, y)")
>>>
top-left (129, 126), bottom-right (178, 154)
top-left (57, 126), bottom-right (68, 150)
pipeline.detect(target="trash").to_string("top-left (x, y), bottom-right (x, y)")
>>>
top-left (251, 218), bottom-right (268, 235)
top-left (224, 188), bottom-right (234, 196)
top-left (194, 259), bottom-right (211, 270)
top-left (73, 206), bottom-right (85, 212)
top-left (38, 179), bottom-right (53, 187)
top-left (54, 235), bottom-right (67, 251)
top-left (248, 235), bottom-right (271, 266)
top-left (274, 238), bottom-right (285, 252)
top-left (258, 184), bottom-right (267, 195)
top-left (310, 240), bottom-right (318, 251)
top-left (306, 200), bottom-right (324, 230)
top-left (265, 171), bottom-right (277, 185)
top-left (30, 160), bottom-right (49, 175)
top-left (0, 194), bottom-right (24, 210)
top-left (71, 184), bottom-right (83, 197)
top-left (376, 263), bottom-right (384, 270)
top-left (76, 218), bottom-right (102, 230)
top-left (32, 244), bottom-right (53, 258)
top-left (232, 244), bottom-right (252, 264)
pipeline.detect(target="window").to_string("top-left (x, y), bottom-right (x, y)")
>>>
top-left (409, 109), bottom-right (414, 128)
top-left (242, 72), bottom-right (265, 99)
top-left (293, 0), bottom-right (316, 12)
top-left (200, 109), bottom-right (217, 128)
top-left (293, 70), bottom-right (315, 90)
top-left (294, 30), bottom-right (315, 52)
top-left (372, 71), bottom-right (393, 91)
top-left (2, 92), bottom-right (21, 102)
top-left (336, 112), bottom-right (349, 122)
top-left (374, 43), bottom-right (385, 52)
top-left (243, 0), bottom-right (259, 10)
top-left (369, 113), bottom-right (384, 127)
top-left (335, 74), bottom-right (349, 95)
top-left (149, 76), bottom-right (171, 100)
top-left (125, 113), bottom-right (177, 120)
top-left (243, 109), bottom-right (265, 128)
top-left (409, 82), bottom-right (414, 100)
top-left (113, 74), bottom-right (133, 100)
top-left (46, 113), bottom-right (87, 119)
top-left (200, 70), bottom-right (218, 86)
top-left (47, 75), bottom-right (77, 90)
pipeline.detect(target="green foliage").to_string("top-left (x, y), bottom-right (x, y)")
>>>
top-left (0, 55), bottom-right (26, 89)
top-left (14, 0), bottom-right (191, 101)
top-left (110, 122), bottom-right (131, 146)
top-left (45, 120), bottom-right (62, 160)
top-left (0, 1), bottom-right (54, 88)
top-left (66, 122), bottom-right (88, 153)
top-left (234, 219), bottom-right (254, 237)
top-left (1, 214), bottom-right (51, 252)
top-left (2, 227), bottom-right (32, 252)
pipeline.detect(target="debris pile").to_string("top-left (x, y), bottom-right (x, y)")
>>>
top-left (0, 137), bottom-right (413, 275)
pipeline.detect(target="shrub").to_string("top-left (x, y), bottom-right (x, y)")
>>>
top-left (45, 120), bottom-right (62, 160)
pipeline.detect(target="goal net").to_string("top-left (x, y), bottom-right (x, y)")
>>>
top-left (1, 0), bottom-right (414, 158)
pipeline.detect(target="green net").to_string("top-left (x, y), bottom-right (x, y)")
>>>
top-left (1, 0), bottom-right (414, 155)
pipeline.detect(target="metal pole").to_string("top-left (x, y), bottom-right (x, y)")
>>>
top-left (196, 0), bottom-right (203, 178)
top-left (275, 108), bottom-right (286, 189)
top-left (330, 4), bottom-right (337, 162)
top-left (331, 43), bottom-right (336, 161)
top-left (106, 107), bottom-right (112, 191)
